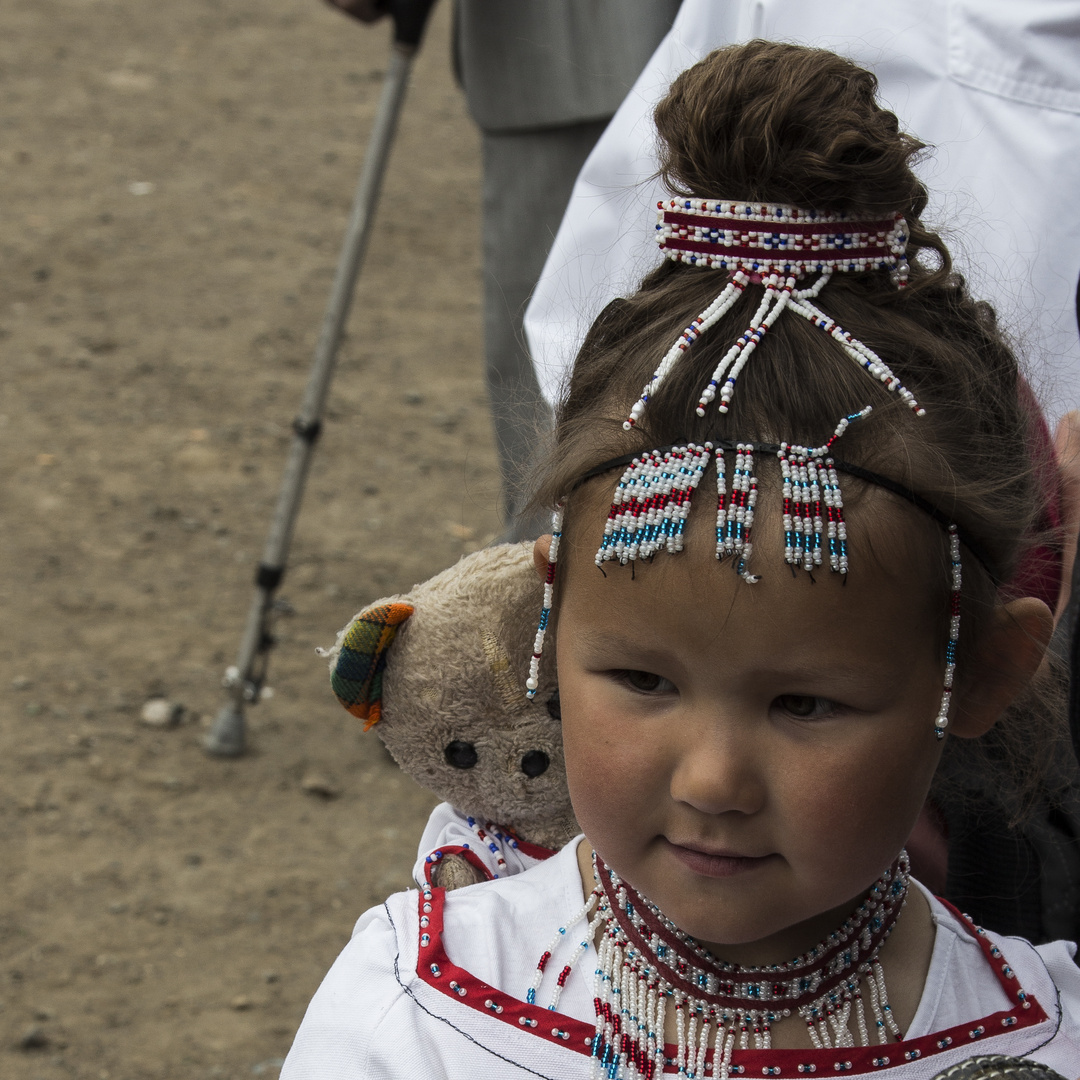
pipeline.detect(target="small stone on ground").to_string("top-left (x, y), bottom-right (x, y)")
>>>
top-left (140, 698), bottom-right (183, 727)
top-left (300, 772), bottom-right (340, 799)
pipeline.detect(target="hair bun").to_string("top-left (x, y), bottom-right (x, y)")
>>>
top-left (654, 41), bottom-right (926, 218)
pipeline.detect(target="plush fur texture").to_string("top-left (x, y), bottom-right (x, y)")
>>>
top-left (326, 543), bottom-right (578, 885)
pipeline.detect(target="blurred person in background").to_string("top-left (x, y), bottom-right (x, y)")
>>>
top-left (324, 0), bottom-right (680, 536)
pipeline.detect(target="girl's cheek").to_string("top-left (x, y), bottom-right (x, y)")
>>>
top-left (562, 705), bottom-right (643, 815)
top-left (803, 745), bottom-right (932, 856)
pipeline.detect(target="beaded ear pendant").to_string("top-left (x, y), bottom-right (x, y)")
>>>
top-left (936, 524), bottom-right (961, 739)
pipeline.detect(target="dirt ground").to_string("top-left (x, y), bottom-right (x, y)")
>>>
top-left (1, 1), bottom-right (506, 1075)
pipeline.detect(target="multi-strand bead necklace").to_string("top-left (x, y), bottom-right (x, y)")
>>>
top-left (530, 851), bottom-right (910, 1079)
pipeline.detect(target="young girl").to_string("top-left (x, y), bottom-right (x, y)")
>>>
top-left (282, 42), bottom-right (1080, 1078)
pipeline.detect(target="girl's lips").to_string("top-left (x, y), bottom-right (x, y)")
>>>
top-left (665, 839), bottom-right (772, 878)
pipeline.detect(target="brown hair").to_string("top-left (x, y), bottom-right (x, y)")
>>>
top-left (528, 41), bottom-right (1069, 821)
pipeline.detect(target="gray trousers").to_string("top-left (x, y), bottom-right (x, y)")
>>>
top-left (481, 119), bottom-right (608, 538)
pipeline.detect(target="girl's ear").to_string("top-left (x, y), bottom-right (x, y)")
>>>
top-left (951, 596), bottom-right (1054, 738)
top-left (533, 534), bottom-right (553, 578)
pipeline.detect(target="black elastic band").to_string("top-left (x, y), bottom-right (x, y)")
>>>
top-left (575, 442), bottom-right (998, 583)
top-left (256, 564), bottom-right (284, 591)
top-left (292, 416), bottom-right (322, 442)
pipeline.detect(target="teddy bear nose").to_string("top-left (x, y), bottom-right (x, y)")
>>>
top-left (444, 741), bottom-right (478, 769)
top-left (520, 750), bottom-right (550, 778)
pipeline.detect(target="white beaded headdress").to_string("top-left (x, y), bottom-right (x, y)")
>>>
top-left (527, 199), bottom-right (972, 740)
top-left (626, 200), bottom-right (919, 429)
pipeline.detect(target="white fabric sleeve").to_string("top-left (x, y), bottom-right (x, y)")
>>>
top-left (280, 900), bottom-right (406, 1079)
top-left (1036, 937), bottom-right (1080, 1031)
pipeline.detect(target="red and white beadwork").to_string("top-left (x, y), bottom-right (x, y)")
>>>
top-left (595, 443), bottom-right (712, 566)
top-left (525, 888), bottom-right (602, 1011)
top-left (777, 407), bottom-right (870, 577)
top-left (715, 442), bottom-right (759, 582)
top-left (655, 201), bottom-right (908, 276)
top-left (624, 200), bottom-right (921, 430)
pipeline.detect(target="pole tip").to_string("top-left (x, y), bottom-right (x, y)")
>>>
top-left (204, 701), bottom-right (246, 757)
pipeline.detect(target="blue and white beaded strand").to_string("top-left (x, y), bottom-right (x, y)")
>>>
top-left (936, 524), bottom-right (962, 739)
top-left (465, 817), bottom-right (508, 877)
top-left (525, 501), bottom-right (563, 700)
top-left (624, 273), bottom-right (749, 430)
top-left (696, 272), bottom-right (796, 416)
top-left (823, 456), bottom-right (849, 575)
top-left (786, 288), bottom-right (925, 417)
top-left (777, 408), bottom-right (870, 576)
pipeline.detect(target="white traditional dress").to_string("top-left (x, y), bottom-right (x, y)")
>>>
top-left (282, 839), bottom-right (1080, 1078)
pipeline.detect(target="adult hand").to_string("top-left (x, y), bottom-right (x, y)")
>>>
top-left (323, 0), bottom-right (390, 24)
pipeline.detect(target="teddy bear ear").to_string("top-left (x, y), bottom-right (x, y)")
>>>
top-left (330, 601), bottom-right (414, 732)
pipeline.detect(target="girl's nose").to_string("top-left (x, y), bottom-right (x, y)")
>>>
top-left (668, 723), bottom-right (765, 816)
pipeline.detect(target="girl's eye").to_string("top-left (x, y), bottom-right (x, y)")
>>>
top-left (617, 670), bottom-right (675, 694)
top-left (775, 694), bottom-right (837, 720)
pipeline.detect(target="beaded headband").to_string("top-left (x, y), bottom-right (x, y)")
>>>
top-left (527, 408), bottom-right (964, 740)
top-left (625, 200), bottom-right (919, 429)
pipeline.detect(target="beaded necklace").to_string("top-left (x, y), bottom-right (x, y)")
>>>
top-left (576, 851), bottom-right (909, 1080)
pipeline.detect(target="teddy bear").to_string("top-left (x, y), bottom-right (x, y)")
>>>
top-left (324, 541), bottom-right (577, 890)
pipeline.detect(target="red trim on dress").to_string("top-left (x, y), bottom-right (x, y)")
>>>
top-left (498, 827), bottom-right (557, 863)
top-left (416, 882), bottom-right (596, 1054)
top-left (415, 887), bottom-right (1049, 1075)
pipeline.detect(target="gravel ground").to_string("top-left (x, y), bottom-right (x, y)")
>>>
top-left (1, 1), bottom-right (504, 1075)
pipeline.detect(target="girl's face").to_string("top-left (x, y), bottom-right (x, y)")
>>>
top-left (555, 489), bottom-right (947, 966)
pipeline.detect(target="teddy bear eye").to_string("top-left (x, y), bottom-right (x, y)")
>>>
top-left (444, 740), bottom-right (478, 769)
top-left (520, 750), bottom-right (550, 778)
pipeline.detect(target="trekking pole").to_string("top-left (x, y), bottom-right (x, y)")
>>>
top-left (205, 0), bottom-right (439, 756)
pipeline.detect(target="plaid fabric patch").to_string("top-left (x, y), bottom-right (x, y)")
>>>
top-left (331, 602), bottom-right (414, 731)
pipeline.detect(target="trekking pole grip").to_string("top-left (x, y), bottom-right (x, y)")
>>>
top-left (391, 0), bottom-right (438, 51)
